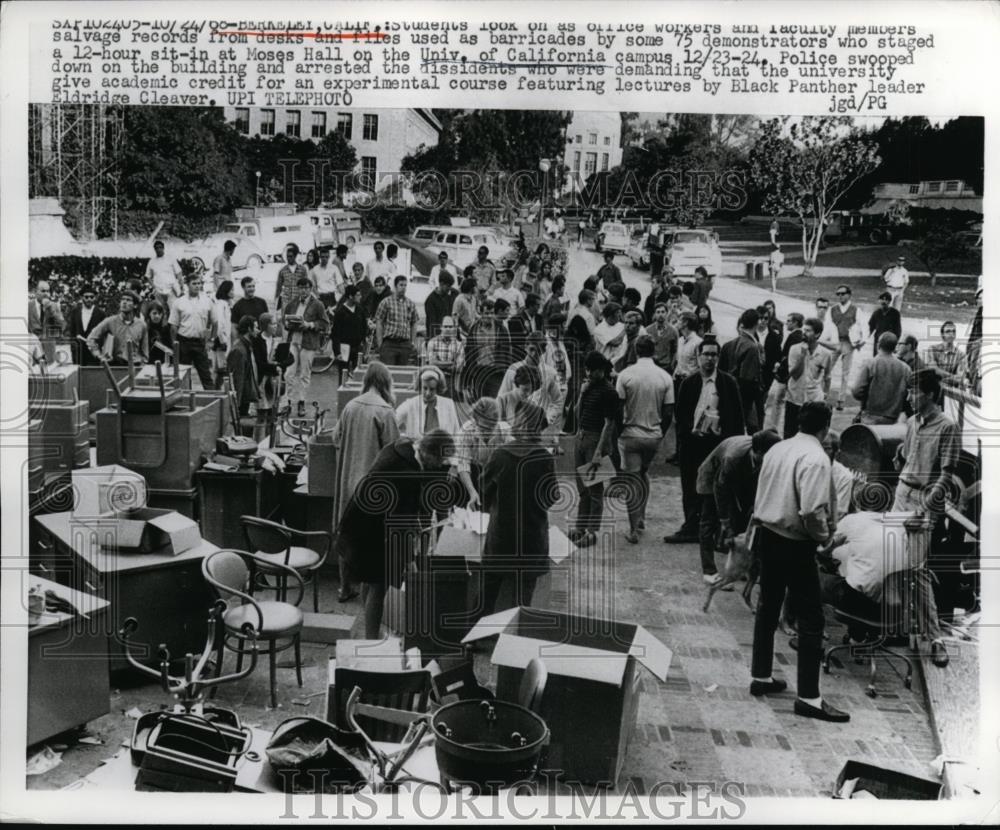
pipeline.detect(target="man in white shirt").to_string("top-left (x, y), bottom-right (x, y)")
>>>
top-left (310, 247), bottom-right (340, 307)
top-left (768, 244), bottom-right (785, 293)
top-left (146, 240), bottom-right (183, 309)
top-left (751, 401), bottom-right (849, 724)
top-left (168, 272), bottom-right (216, 389)
top-left (497, 331), bottom-right (563, 426)
top-left (489, 268), bottom-right (523, 315)
top-left (674, 313), bottom-right (702, 384)
top-left (428, 251), bottom-right (458, 290)
top-left (211, 240), bottom-right (236, 293)
top-left (883, 255), bottom-right (910, 311)
top-left (616, 335), bottom-right (674, 543)
top-left (593, 302), bottom-right (627, 366)
top-left (366, 240), bottom-right (395, 282)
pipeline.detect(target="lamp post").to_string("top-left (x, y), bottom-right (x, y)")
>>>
top-left (255, 170), bottom-right (261, 207)
top-left (537, 158), bottom-right (551, 239)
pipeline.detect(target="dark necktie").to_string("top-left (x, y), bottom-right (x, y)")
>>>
top-left (425, 400), bottom-right (439, 433)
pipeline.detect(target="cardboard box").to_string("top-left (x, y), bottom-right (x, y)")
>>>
top-left (72, 464), bottom-right (147, 515)
top-left (834, 759), bottom-right (941, 800)
top-left (462, 606), bottom-right (672, 786)
top-left (106, 507), bottom-right (202, 555)
top-left (29, 365), bottom-right (79, 404)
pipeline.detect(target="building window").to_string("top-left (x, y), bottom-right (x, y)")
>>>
top-left (363, 114), bottom-right (379, 141)
top-left (945, 180), bottom-right (959, 192)
top-left (311, 111), bottom-right (326, 138)
top-left (337, 112), bottom-right (353, 139)
top-left (573, 151), bottom-right (581, 172)
top-left (360, 156), bottom-right (377, 190)
top-left (601, 153), bottom-right (609, 172)
top-left (926, 181), bottom-right (942, 193)
top-left (584, 152), bottom-right (597, 176)
top-left (260, 109), bottom-right (275, 136)
top-left (908, 184), bottom-right (920, 195)
top-left (575, 134), bottom-right (582, 144)
top-left (286, 110), bottom-right (301, 138)
top-left (588, 133), bottom-right (597, 145)
top-left (603, 135), bottom-right (611, 146)
top-left (234, 108), bottom-right (250, 134)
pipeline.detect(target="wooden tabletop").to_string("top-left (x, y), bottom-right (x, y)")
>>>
top-left (34, 511), bottom-right (219, 575)
top-left (26, 574), bottom-right (110, 633)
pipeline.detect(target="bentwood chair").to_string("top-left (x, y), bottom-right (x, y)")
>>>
top-left (240, 515), bottom-right (331, 612)
top-left (202, 549), bottom-right (304, 709)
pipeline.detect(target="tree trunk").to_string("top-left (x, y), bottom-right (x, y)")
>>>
top-left (800, 222), bottom-right (811, 275)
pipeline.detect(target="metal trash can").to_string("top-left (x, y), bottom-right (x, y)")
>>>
top-left (745, 260), bottom-right (755, 280)
top-left (754, 260), bottom-right (765, 281)
top-left (840, 423), bottom-right (908, 478)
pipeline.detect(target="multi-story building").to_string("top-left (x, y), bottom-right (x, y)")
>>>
top-left (223, 106), bottom-right (441, 190)
top-left (562, 111), bottom-right (623, 193)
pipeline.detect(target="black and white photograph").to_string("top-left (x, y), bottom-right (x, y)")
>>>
top-left (1, 1), bottom-right (997, 825)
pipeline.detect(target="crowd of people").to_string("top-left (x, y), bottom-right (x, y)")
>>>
top-left (28, 229), bottom-right (981, 724)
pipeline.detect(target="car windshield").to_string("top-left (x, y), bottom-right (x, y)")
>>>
top-left (224, 224), bottom-right (242, 233)
top-left (674, 231), bottom-right (709, 244)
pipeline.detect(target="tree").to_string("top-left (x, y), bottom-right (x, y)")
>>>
top-left (906, 227), bottom-right (968, 287)
top-left (749, 117), bottom-right (880, 276)
top-left (120, 107), bottom-right (248, 216)
top-left (402, 110), bottom-right (572, 222)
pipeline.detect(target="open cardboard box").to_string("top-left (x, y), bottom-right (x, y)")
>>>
top-left (72, 464), bottom-right (148, 516)
top-left (106, 507), bottom-right (201, 555)
top-left (462, 606), bottom-right (672, 786)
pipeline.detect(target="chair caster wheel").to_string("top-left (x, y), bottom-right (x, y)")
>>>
top-left (865, 687), bottom-right (877, 698)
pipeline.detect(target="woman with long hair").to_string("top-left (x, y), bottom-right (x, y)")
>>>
top-left (453, 396), bottom-right (512, 509)
top-left (144, 301), bottom-right (173, 365)
top-left (211, 280), bottom-right (235, 387)
top-left (695, 303), bottom-right (716, 338)
top-left (331, 362), bottom-right (399, 602)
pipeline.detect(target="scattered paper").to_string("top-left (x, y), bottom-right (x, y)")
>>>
top-left (451, 507), bottom-right (489, 535)
top-left (291, 698), bottom-right (312, 707)
top-left (125, 707), bottom-right (144, 720)
top-left (703, 684), bottom-right (719, 693)
top-left (26, 746), bottom-right (62, 776)
top-left (576, 456), bottom-right (616, 488)
top-left (296, 466), bottom-right (309, 486)
top-left (77, 736), bottom-right (103, 746)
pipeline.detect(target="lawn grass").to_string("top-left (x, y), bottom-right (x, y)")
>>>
top-left (751, 274), bottom-right (979, 326)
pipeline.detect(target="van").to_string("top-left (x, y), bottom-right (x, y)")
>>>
top-left (308, 209), bottom-right (363, 249)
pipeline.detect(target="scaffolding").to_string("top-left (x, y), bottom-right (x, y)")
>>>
top-left (29, 104), bottom-right (125, 240)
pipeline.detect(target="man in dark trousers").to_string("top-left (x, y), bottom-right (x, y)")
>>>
top-left (868, 291), bottom-right (902, 357)
top-left (751, 401), bottom-right (850, 723)
top-left (720, 308), bottom-right (764, 432)
top-left (226, 315), bottom-right (260, 416)
top-left (664, 338), bottom-right (745, 543)
top-left (67, 285), bottom-right (106, 365)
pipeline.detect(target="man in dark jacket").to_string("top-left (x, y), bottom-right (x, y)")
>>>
top-left (867, 291), bottom-right (902, 357)
top-left (763, 312), bottom-right (805, 433)
top-left (720, 308), bottom-right (764, 432)
top-left (336, 431), bottom-right (455, 639)
top-left (481, 401), bottom-right (558, 613)
top-left (226, 315), bottom-right (260, 415)
top-left (66, 286), bottom-right (106, 365)
top-left (424, 271), bottom-right (458, 339)
top-left (331, 284), bottom-right (367, 386)
top-left (664, 338), bottom-right (745, 543)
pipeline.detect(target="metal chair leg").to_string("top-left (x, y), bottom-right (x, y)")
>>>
top-left (313, 573), bottom-right (319, 613)
top-left (294, 635), bottom-right (303, 687)
top-left (269, 640), bottom-right (278, 709)
top-left (235, 639), bottom-right (244, 674)
top-left (209, 630), bottom-right (225, 699)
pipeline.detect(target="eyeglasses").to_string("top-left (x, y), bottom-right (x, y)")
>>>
top-left (835, 291), bottom-right (848, 296)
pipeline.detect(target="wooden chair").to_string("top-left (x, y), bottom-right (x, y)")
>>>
top-left (332, 668), bottom-right (432, 743)
top-left (202, 549), bottom-right (304, 709)
top-left (241, 515), bottom-right (331, 612)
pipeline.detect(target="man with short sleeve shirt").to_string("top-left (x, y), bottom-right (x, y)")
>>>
top-left (616, 335), bottom-right (674, 543)
top-left (310, 247), bottom-right (340, 307)
top-left (375, 274), bottom-right (418, 365)
top-left (784, 317), bottom-right (834, 439)
top-left (366, 240), bottom-right (396, 283)
top-left (168, 272), bottom-right (216, 389)
top-left (750, 401), bottom-right (849, 723)
top-left (146, 240), bottom-right (182, 308)
top-left (883, 256), bottom-right (910, 311)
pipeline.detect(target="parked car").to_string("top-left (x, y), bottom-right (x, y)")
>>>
top-left (423, 228), bottom-right (507, 268)
top-left (627, 229), bottom-right (651, 269)
top-left (595, 222), bottom-right (630, 256)
top-left (664, 228), bottom-right (723, 277)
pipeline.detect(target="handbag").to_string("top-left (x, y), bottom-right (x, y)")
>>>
top-left (265, 716), bottom-right (370, 793)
